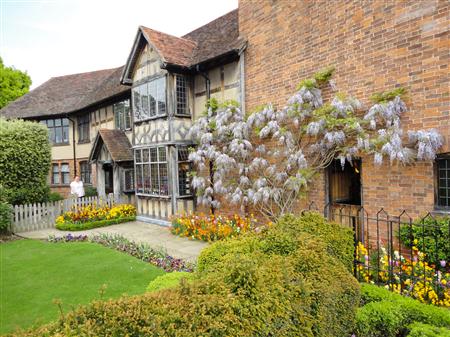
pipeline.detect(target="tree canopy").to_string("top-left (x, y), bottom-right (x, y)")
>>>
top-left (0, 57), bottom-right (32, 109)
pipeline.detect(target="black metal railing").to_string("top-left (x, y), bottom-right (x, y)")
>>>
top-left (306, 202), bottom-right (450, 305)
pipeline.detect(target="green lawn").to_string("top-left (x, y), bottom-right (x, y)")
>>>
top-left (0, 239), bottom-right (165, 335)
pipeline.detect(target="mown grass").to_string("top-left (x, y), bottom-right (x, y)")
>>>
top-left (0, 239), bottom-right (165, 334)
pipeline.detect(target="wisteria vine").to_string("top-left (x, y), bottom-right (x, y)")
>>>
top-left (189, 68), bottom-right (443, 220)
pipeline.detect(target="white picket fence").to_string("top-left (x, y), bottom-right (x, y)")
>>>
top-left (11, 194), bottom-right (126, 233)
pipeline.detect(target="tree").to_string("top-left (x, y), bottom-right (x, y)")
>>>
top-left (189, 68), bottom-right (442, 221)
top-left (0, 57), bottom-right (32, 109)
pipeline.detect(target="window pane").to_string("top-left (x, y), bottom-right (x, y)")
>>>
top-left (48, 128), bottom-right (55, 142)
top-left (54, 119), bottom-right (61, 127)
top-left (143, 163), bottom-right (150, 194)
top-left (142, 148), bottom-right (149, 162)
top-left (157, 77), bottom-right (166, 115)
top-left (62, 126), bottom-right (69, 143)
top-left (135, 149), bottom-right (142, 163)
top-left (141, 83), bottom-right (149, 119)
top-left (133, 87), bottom-right (142, 121)
top-left (178, 162), bottom-right (191, 196)
top-left (55, 127), bottom-right (63, 143)
top-left (437, 158), bottom-right (450, 207)
top-left (150, 148), bottom-right (157, 162)
top-left (47, 119), bottom-right (54, 127)
top-left (176, 75), bottom-right (188, 115)
top-left (159, 163), bottom-right (168, 195)
top-left (178, 146), bottom-right (190, 161)
top-left (151, 163), bottom-right (159, 194)
top-left (158, 147), bottom-right (166, 162)
top-left (61, 163), bottom-right (70, 184)
top-left (124, 169), bottom-right (134, 191)
top-left (62, 118), bottom-right (69, 126)
top-left (149, 80), bottom-right (156, 116)
top-left (136, 164), bottom-right (143, 193)
top-left (124, 100), bottom-right (131, 129)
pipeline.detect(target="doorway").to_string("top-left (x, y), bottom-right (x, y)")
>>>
top-left (103, 164), bottom-right (114, 195)
top-left (328, 159), bottom-right (362, 205)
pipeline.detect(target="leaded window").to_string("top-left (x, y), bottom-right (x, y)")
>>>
top-left (41, 118), bottom-right (69, 144)
top-left (133, 77), bottom-right (166, 122)
top-left (61, 163), bottom-right (70, 185)
top-left (175, 75), bottom-right (189, 116)
top-left (134, 146), bottom-right (169, 196)
top-left (78, 114), bottom-right (90, 143)
top-left (80, 161), bottom-right (91, 184)
top-left (52, 164), bottom-right (60, 184)
top-left (178, 146), bottom-right (192, 196)
top-left (437, 156), bottom-right (450, 208)
top-left (114, 99), bottom-right (131, 130)
top-left (122, 168), bottom-right (135, 192)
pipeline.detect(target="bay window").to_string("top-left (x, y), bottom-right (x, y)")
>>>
top-left (134, 146), bottom-right (169, 196)
top-left (133, 76), bottom-right (166, 122)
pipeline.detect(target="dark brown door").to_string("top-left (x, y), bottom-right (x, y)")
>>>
top-left (104, 164), bottom-right (114, 195)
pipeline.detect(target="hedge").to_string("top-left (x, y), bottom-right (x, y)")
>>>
top-left (0, 118), bottom-right (51, 205)
top-left (407, 322), bottom-right (450, 337)
top-left (13, 213), bottom-right (360, 337)
top-left (146, 272), bottom-right (195, 292)
top-left (55, 216), bottom-right (136, 231)
top-left (356, 284), bottom-right (450, 337)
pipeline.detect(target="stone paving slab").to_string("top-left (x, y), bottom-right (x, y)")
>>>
top-left (17, 221), bottom-right (209, 262)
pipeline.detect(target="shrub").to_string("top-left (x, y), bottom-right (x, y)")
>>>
top-left (171, 213), bottom-right (257, 241)
top-left (399, 215), bottom-right (450, 266)
top-left (146, 272), bottom-right (194, 292)
top-left (16, 214), bottom-right (360, 337)
top-left (0, 118), bottom-right (51, 205)
top-left (47, 192), bottom-right (64, 202)
top-left (84, 186), bottom-right (97, 197)
top-left (407, 322), bottom-right (450, 337)
top-left (55, 216), bottom-right (135, 231)
top-left (356, 284), bottom-right (450, 337)
top-left (0, 201), bottom-right (12, 232)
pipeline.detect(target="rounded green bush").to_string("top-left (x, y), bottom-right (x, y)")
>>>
top-left (407, 322), bottom-right (450, 337)
top-left (146, 272), bottom-right (194, 292)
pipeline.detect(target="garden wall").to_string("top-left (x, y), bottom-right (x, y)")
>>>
top-left (238, 0), bottom-right (449, 217)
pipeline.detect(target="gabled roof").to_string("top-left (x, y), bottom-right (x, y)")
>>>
top-left (89, 129), bottom-right (133, 163)
top-left (0, 66), bottom-right (130, 119)
top-left (121, 9), bottom-right (246, 83)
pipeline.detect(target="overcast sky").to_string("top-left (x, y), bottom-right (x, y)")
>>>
top-left (0, 0), bottom-right (238, 88)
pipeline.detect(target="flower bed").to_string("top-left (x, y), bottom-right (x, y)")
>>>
top-left (356, 242), bottom-right (450, 307)
top-left (170, 213), bottom-right (258, 242)
top-left (48, 233), bottom-right (193, 272)
top-left (55, 204), bottom-right (136, 231)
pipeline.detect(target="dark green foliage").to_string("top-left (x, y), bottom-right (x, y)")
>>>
top-left (0, 57), bottom-right (32, 109)
top-left (370, 87), bottom-right (406, 103)
top-left (297, 66), bottom-right (335, 89)
top-left (55, 216), bottom-right (136, 231)
top-left (356, 284), bottom-right (450, 337)
top-left (14, 214), bottom-right (360, 337)
top-left (84, 186), bottom-right (97, 197)
top-left (47, 192), bottom-right (64, 202)
top-left (399, 215), bottom-right (450, 265)
top-left (407, 322), bottom-right (450, 337)
top-left (0, 118), bottom-right (51, 204)
top-left (0, 201), bottom-right (12, 232)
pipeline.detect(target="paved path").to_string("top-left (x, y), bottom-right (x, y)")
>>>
top-left (18, 221), bottom-right (208, 262)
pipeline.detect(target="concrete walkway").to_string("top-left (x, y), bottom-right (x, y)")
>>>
top-left (18, 221), bottom-right (208, 262)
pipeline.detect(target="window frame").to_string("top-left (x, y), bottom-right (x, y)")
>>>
top-left (177, 145), bottom-right (193, 197)
top-left (79, 161), bottom-right (91, 184)
top-left (174, 74), bottom-right (190, 117)
top-left (77, 114), bottom-right (90, 143)
top-left (122, 168), bottom-right (135, 193)
top-left (61, 163), bottom-right (70, 185)
top-left (51, 164), bottom-right (60, 185)
top-left (114, 99), bottom-right (132, 131)
top-left (435, 154), bottom-right (450, 211)
top-left (132, 75), bottom-right (167, 123)
top-left (41, 118), bottom-right (70, 145)
top-left (134, 146), bottom-right (170, 197)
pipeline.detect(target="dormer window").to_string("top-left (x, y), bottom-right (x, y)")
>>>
top-left (133, 76), bottom-right (166, 122)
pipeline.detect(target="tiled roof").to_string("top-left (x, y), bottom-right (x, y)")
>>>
top-left (0, 66), bottom-right (129, 119)
top-left (92, 129), bottom-right (133, 162)
top-left (140, 9), bottom-right (244, 68)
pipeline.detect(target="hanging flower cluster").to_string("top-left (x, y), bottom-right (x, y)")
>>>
top-left (189, 67), bottom-right (443, 220)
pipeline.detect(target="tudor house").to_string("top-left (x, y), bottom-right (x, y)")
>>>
top-left (120, 9), bottom-right (246, 224)
top-left (0, 66), bottom-right (134, 201)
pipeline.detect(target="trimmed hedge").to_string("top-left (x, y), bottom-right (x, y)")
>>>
top-left (13, 213), bottom-right (360, 337)
top-left (356, 284), bottom-right (450, 337)
top-left (146, 272), bottom-right (194, 292)
top-left (0, 118), bottom-right (51, 205)
top-left (55, 216), bottom-right (136, 231)
top-left (407, 322), bottom-right (450, 337)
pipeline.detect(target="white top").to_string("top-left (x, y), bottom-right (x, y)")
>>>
top-left (70, 180), bottom-right (85, 198)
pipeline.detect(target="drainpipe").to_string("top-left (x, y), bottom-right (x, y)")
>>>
top-left (67, 116), bottom-right (77, 176)
top-left (195, 65), bottom-right (214, 214)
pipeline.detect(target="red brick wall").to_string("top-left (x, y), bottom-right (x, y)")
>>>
top-left (239, 0), bottom-right (449, 218)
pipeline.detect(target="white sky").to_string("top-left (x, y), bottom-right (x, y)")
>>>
top-left (0, 0), bottom-right (238, 88)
